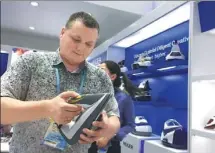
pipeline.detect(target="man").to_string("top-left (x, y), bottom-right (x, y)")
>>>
top-left (1, 12), bottom-right (120, 153)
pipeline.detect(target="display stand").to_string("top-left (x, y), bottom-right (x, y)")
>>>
top-left (144, 140), bottom-right (188, 153)
top-left (189, 1), bottom-right (215, 153)
top-left (120, 133), bottom-right (160, 153)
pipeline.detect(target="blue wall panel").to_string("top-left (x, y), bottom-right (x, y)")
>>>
top-left (198, 1), bottom-right (215, 32)
top-left (0, 53), bottom-right (9, 76)
top-left (88, 51), bottom-right (107, 66)
top-left (125, 21), bottom-right (189, 70)
top-left (124, 21), bottom-right (189, 135)
top-left (133, 74), bottom-right (188, 135)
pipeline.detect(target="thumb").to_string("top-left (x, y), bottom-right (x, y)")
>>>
top-left (59, 91), bottom-right (80, 99)
top-left (96, 140), bottom-right (100, 146)
top-left (102, 111), bottom-right (108, 120)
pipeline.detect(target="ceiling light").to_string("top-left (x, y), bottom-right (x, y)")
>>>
top-left (30, 1), bottom-right (39, 7)
top-left (157, 66), bottom-right (176, 71)
top-left (114, 2), bottom-right (190, 48)
top-left (29, 26), bottom-right (35, 30)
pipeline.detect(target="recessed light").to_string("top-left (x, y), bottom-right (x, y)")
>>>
top-left (30, 1), bottom-right (39, 7)
top-left (29, 26), bottom-right (35, 30)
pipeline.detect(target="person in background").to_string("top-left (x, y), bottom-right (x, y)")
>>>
top-left (88, 60), bottom-right (136, 153)
top-left (0, 124), bottom-right (12, 137)
top-left (1, 12), bottom-right (120, 153)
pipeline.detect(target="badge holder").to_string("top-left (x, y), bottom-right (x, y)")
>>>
top-left (42, 121), bottom-right (68, 151)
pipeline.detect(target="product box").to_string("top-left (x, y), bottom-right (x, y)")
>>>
top-left (120, 133), bottom-right (160, 153)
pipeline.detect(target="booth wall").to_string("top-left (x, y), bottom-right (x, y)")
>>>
top-left (133, 73), bottom-right (188, 135)
top-left (125, 21), bottom-right (189, 71)
top-left (124, 21), bottom-right (189, 135)
top-left (88, 51), bottom-right (107, 66)
top-left (107, 46), bottom-right (125, 63)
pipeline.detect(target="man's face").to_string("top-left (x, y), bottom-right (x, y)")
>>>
top-left (59, 20), bottom-right (98, 65)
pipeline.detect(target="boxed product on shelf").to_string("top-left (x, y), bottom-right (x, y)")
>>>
top-left (120, 133), bottom-right (160, 153)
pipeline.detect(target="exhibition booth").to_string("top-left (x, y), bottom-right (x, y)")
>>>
top-left (1, 1), bottom-right (215, 153)
top-left (89, 1), bottom-right (215, 153)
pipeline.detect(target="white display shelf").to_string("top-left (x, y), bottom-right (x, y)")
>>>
top-left (144, 140), bottom-right (188, 153)
top-left (192, 74), bottom-right (215, 82)
top-left (191, 128), bottom-right (215, 140)
top-left (1, 142), bottom-right (9, 153)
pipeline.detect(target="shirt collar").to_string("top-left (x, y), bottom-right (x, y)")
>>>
top-left (52, 48), bottom-right (88, 73)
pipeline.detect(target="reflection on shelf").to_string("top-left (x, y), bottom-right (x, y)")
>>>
top-left (126, 60), bottom-right (188, 79)
top-left (191, 128), bottom-right (215, 140)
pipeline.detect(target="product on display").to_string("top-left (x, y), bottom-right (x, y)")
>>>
top-left (204, 116), bottom-right (215, 130)
top-left (132, 80), bottom-right (152, 101)
top-left (118, 60), bottom-right (128, 72)
top-left (161, 119), bottom-right (187, 150)
top-left (132, 116), bottom-right (152, 136)
top-left (138, 80), bottom-right (151, 89)
top-left (165, 40), bottom-right (185, 61)
top-left (132, 55), bottom-right (152, 70)
top-left (120, 66), bottom-right (128, 73)
top-left (59, 93), bottom-right (111, 145)
top-left (119, 76), bottom-right (125, 91)
top-left (1, 136), bottom-right (12, 144)
top-left (118, 60), bottom-right (125, 66)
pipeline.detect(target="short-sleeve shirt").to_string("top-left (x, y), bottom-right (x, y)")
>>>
top-left (1, 51), bottom-right (119, 153)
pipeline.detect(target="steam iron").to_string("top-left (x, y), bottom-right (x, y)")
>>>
top-left (58, 93), bottom-right (111, 145)
top-left (133, 80), bottom-right (152, 101)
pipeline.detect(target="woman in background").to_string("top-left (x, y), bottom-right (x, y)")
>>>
top-left (88, 60), bottom-right (136, 153)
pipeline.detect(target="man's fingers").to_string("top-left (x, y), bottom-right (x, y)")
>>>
top-left (82, 128), bottom-right (102, 137)
top-left (59, 91), bottom-right (80, 99)
top-left (63, 104), bottom-right (82, 112)
top-left (92, 121), bottom-right (108, 129)
top-left (79, 134), bottom-right (97, 143)
top-left (91, 112), bottom-right (108, 129)
top-left (101, 112), bottom-right (108, 119)
top-left (96, 140), bottom-right (99, 146)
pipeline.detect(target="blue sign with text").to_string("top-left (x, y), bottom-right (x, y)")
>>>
top-left (125, 21), bottom-right (189, 70)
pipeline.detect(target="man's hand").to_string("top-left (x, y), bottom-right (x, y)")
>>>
top-left (46, 91), bottom-right (83, 125)
top-left (79, 112), bottom-right (113, 144)
top-left (96, 137), bottom-right (110, 148)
